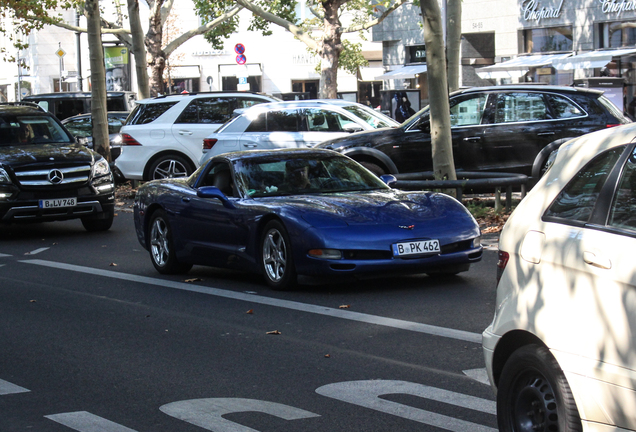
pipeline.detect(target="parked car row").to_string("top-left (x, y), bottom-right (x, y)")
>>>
top-left (8, 88), bottom-right (636, 430)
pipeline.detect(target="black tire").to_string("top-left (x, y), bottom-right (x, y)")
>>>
top-left (147, 154), bottom-right (194, 180)
top-left (359, 161), bottom-right (386, 177)
top-left (497, 344), bottom-right (582, 432)
top-left (148, 209), bottom-right (192, 274)
top-left (260, 220), bottom-right (297, 290)
top-left (81, 207), bottom-right (114, 232)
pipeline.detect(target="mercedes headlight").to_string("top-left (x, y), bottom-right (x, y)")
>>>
top-left (0, 168), bottom-right (12, 185)
top-left (92, 157), bottom-right (111, 177)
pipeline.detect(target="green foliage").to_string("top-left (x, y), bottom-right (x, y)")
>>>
top-left (196, 0), bottom-right (298, 49)
top-left (194, 0), bottom-right (240, 49)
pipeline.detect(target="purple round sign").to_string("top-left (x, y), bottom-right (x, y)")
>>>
top-left (236, 54), bottom-right (247, 65)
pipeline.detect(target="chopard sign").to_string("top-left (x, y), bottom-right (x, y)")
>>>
top-left (522, 0), bottom-right (564, 22)
top-left (600, 0), bottom-right (636, 16)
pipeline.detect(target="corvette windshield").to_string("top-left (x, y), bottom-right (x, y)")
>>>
top-left (235, 154), bottom-right (389, 197)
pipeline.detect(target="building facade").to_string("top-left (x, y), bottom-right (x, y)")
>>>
top-left (372, 0), bottom-right (636, 117)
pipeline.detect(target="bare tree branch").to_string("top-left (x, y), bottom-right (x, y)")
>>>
top-left (341, 0), bottom-right (410, 33)
top-left (235, 0), bottom-right (319, 51)
top-left (163, 4), bottom-right (243, 56)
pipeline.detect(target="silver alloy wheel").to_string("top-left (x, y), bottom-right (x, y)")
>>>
top-left (152, 159), bottom-right (189, 179)
top-left (262, 227), bottom-right (287, 282)
top-left (150, 217), bottom-right (169, 267)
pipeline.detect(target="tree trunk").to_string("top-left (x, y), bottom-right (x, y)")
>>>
top-left (85, 0), bottom-right (110, 162)
top-left (446, 0), bottom-right (461, 92)
top-left (146, 0), bottom-right (166, 96)
top-left (318, 0), bottom-right (343, 99)
top-left (420, 0), bottom-right (456, 181)
top-left (128, 0), bottom-right (150, 99)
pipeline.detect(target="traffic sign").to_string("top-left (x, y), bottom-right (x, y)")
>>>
top-left (236, 54), bottom-right (246, 65)
top-left (234, 43), bottom-right (245, 55)
top-left (56, 48), bottom-right (66, 58)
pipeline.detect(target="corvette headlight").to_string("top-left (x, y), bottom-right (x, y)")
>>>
top-left (92, 157), bottom-right (111, 177)
top-left (0, 168), bottom-right (12, 185)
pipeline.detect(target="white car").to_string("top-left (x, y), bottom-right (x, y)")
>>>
top-left (483, 122), bottom-right (636, 432)
top-left (199, 100), bottom-right (399, 165)
top-left (114, 92), bottom-right (278, 181)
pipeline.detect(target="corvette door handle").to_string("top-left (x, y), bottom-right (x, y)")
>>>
top-left (178, 130), bottom-right (193, 136)
top-left (537, 132), bottom-right (555, 136)
top-left (181, 197), bottom-right (191, 203)
top-left (583, 251), bottom-right (611, 269)
top-left (463, 137), bottom-right (481, 142)
top-left (243, 144), bottom-right (258, 148)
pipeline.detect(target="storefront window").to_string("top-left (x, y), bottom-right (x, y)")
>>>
top-left (523, 26), bottom-right (573, 53)
top-left (601, 21), bottom-right (636, 48)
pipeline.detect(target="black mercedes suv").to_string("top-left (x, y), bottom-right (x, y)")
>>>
top-left (317, 85), bottom-right (631, 181)
top-left (0, 103), bottom-right (115, 231)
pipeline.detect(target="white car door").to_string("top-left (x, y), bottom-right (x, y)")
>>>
top-left (171, 97), bottom-right (230, 160)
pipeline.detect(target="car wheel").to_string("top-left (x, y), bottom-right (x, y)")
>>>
top-left (497, 344), bottom-right (582, 432)
top-left (260, 220), bottom-right (297, 290)
top-left (148, 210), bottom-right (193, 274)
top-left (148, 155), bottom-right (193, 180)
top-left (359, 161), bottom-right (386, 177)
top-left (81, 207), bottom-right (114, 232)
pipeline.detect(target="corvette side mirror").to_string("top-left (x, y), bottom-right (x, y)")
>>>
top-left (197, 186), bottom-right (236, 209)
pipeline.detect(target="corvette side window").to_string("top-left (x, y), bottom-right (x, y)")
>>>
top-left (609, 147), bottom-right (636, 231)
top-left (544, 147), bottom-right (624, 222)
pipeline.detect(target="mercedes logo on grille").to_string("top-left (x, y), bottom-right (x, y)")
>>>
top-left (48, 169), bottom-right (64, 184)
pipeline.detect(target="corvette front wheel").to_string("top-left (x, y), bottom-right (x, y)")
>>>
top-left (261, 220), bottom-right (296, 290)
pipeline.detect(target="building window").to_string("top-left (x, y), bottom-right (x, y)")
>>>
top-left (522, 26), bottom-right (573, 53)
top-left (600, 21), bottom-right (636, 48)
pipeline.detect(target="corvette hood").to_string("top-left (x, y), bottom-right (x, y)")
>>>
top-left (279, 190), bottom-right (468, 226)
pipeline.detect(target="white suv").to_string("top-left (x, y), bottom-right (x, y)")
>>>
top-left (114, 92), bottom-right (278, 181)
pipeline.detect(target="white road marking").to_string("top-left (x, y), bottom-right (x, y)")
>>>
top-left (0, 253), bottom-right (12, 258)
top-left (20, 259), bottom-right (481, 344)
top-left (45, 411), bottom-right (138, 432)
top-left (316, 380), bottom-right (496, 432)
top-left (463, 368), bottom-right (490, 385)
top-left (27, 248), bottom-right (49, 256)
top-left (160, 398), bottom-right (320, 432)
top-left (0, 379), bottom-right (29, 395)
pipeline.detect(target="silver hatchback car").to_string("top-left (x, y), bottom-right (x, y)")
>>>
top-left (199, 100), bottom-right (398, 165)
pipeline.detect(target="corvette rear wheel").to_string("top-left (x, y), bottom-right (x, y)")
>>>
top-left (148, 210), bottom-right (192, 274)
top-left (261, 220), bottom-right (296, 290)
top-left (497, 344), bottom-right (582, 432)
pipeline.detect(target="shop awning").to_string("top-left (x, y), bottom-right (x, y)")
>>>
top-left (376, 64), bottom-right (428, 80)
top-left (476, 53), bottom-right (572, 79)
top-left (219, 64), bottom-right (262, 77)
top-left (170, 65), bottom-right (201, 79)
top-left (552, 48), bottom-right (636, 70)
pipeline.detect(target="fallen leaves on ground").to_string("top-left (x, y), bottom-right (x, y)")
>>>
top-left (184, 278), bottom-right (202, 283)
top-left (266, 330), bottom-right (281, 335)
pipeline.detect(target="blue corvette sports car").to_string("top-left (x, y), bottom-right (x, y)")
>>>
top-left (133, 148), bottom-right (482, 290)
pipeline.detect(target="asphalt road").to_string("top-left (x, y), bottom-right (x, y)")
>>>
top-left (0, 209), bottom-right (501, 432)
